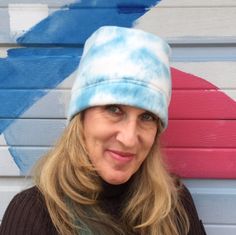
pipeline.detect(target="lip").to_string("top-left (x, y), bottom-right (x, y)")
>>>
top-left (106, 149), bottom-right (135, 163)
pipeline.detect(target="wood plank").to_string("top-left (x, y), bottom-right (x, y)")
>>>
top-left (1, 2), bottom-right (236, 44)
top-left (2, 146), bottom-right (236, 178)
top-left (162, 120), bottom-right (236, 148)
top-left (0, 4), bottom-right (159, 44)
top-left (204, 225), bottom-right (236, 235)
top-left (135, 7), bottom-right (236, 42)
top-left (171, 67), bottom-right (217, 89)
top-left (171, 46), bottom-right (236, 62)
top-left (171, 63), bottom-right (236, 90)
top-left (1, 89), bottom-right (236, 119)
top-left (0, 49), bottom-right (81, 89)
top-left (0, 146), bottom-right (49, 176)
top-left (45, 61), bottom-right (236, 90)
top-left (0, 0), bottom-right (160, 7)
top-left (0, 8), bottom-right (11, 44)
top-left (2, 58), bottom-right (235, 90)
top-left (169, 90), bottom-right (236, 119)
top-left (184, 179), bottom-right (236, 224)
top-left (0, 89), bottom-right (70, 118)
top-left (1, 119), bottom-right (65, 146)
top-left (1, 119), bottom-right (236, 147)
top-left (184, 178), bottom-right (236, 193)
top-left (0, 147), bottom-right (20, 175)
top-left (0, 1), bottom-right (73, 7)
top-left (157, 0), bottom-right (236, 7)
top-left (191, 191), bottom-right (236, 224)
top-left (1, 119), bottom-right (236, 178)
top-left (164, 148), bottom-right (236, 178)
top-left (1, 0), bottom-right (236, 8)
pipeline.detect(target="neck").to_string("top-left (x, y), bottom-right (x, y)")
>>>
top-left (100, 179), bottom-right (132, 199)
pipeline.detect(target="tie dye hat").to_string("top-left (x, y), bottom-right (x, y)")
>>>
top-left (68, 26), bottom-right (172, 131)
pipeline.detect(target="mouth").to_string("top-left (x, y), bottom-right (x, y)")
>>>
top-left (106, 149), bottom-right (135, 163)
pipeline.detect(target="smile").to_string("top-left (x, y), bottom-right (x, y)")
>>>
top-left (106, 149), bottom-right (135, 163)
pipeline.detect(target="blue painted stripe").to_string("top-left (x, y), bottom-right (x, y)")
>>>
top-left (9, 147), bottom-right (48, 175)
top-left (7, 47), bottom-right (83, 57)
top-left (0, 53), bottom-right (80, 132)
top-left (65, 0), bottom-right (160, 8)
top-left (0, 50), bottom-right (81, 89)
top-left (0, 89), bottom-right (46, 116)
top-left (17, 1), bottom-right (160, 44)
top-left (0, 120), bottom-right (12, 134)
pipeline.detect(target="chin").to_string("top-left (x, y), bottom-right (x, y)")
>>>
top-left (104, 174), bottom-right (131, 185)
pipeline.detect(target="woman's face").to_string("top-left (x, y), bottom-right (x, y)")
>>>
top-left (83, 105), bottom-right (159, 185)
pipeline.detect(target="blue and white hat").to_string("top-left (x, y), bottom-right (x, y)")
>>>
top-left (68, 26), bottom-right (171, 131)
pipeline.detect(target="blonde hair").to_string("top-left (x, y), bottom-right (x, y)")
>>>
top-left (34, 114), bottom-right (189, 235)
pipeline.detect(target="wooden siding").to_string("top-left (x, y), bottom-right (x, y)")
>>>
top-left (0, 0), bottom-right (236, 234)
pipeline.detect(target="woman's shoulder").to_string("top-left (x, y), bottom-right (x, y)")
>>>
top-left (9, 186), bottom-right (43, 204)
top-left (0, 186), bottom-right (58, 235)
top-left (2, 186), bottom-right (47, 219)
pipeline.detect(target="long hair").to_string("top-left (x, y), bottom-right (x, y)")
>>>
top-left (34, 114), bottom-right (189, 235)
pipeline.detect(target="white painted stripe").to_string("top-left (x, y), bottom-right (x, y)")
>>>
top-left (205, 225), bottom-right (236, 235)
top-left (135, 6), bottom-right (236, 39)
top-left (154, 0), bottom-right (236, 7)
top-left (0, 48), bottom-right (8, 58)
top-left (57, 69), bottom-right (77, 89)
top-left (8, 4), bottom-right (49, 38)
top-left (0, 134), bottom-right (6, 145)
top-left (3, 119), bottom-right (65, 146)
top-left (0, 146), bottom-right (20, 176)
top-left (226, 90), bottom-right (236, 101)
top-left (0, 46), bottom-right (22, 58)
top-left (22, 89), bottom-right (70, 118)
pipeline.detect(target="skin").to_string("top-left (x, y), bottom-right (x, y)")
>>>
top-left (83, 105), bottom-right (159, 185)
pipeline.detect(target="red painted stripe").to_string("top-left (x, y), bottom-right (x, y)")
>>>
top-left (164, 148), bottom-right (236, 178)
top-left (169, 90), bottom-right (236, 119)
top-left (168, 67), bottom-right (236, 178)
top-left (161, 120), bottom-right (236, 148)
top-left (171, 67), bottom-right (216, 89)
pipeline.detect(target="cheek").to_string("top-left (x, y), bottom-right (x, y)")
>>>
top-left (83, 118), bottom-right (113, 146)
top-left (144, 129), bottom-right (157, 149)
top-left (84, 137), bottom-right (102, 169)
top-left (84, 130), bottom-right (110, 150)
top-left (84, 120), bottom-right (104, 147)
top-left (83, 127), bottom-right (108, 161)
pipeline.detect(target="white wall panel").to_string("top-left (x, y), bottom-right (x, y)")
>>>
top-left (136, 5), bottom-right (236, 42)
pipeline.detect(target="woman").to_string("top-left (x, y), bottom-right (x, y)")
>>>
top-left (0, 26), bottom-right (206, 235)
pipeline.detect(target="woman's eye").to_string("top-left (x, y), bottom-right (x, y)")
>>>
top-left (141, 113), bottom-right (156, 122)
top-left (106, 105), bottom-right (122, 114)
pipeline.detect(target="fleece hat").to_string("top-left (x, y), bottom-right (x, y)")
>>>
top-left (68, 26), bottom-right (172, 131)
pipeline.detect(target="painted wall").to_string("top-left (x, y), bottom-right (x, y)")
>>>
top-left (0, 0), bottom-right (236, 234)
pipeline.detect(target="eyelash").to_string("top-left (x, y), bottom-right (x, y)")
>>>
top-left (105, 105), bottom-right (122, 114)
top-left (106, 105), bottom-right (157, 122)
top-left (141, 113), bottom-right (157, 122)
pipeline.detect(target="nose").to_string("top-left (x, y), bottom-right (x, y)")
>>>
top-left (116, 119), bottom-right (139, 148)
